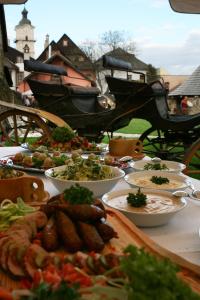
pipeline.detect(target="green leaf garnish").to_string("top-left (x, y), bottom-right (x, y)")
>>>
top-left (150, 176), bottom-right (169, 185)
top-left (127, 188), bottom-right (147, 207)
top-left (144, 162), bottom-right (169, 170)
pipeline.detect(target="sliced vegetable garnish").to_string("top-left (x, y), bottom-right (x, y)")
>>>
top-left (0, 197), bottom-right (37, 230)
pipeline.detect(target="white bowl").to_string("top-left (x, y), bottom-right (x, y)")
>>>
top-left (125, 170), bottom-right (190, 192)
top-left (45, 165), bottom-right (125, 198)
top-left (130, 159), bottom-right (186, 173)
top-left (188, 191), bottom-right (200, 206)
top-left (102, 188), bottom-right (187, 227)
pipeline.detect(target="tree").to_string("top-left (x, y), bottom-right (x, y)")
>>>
top-left (80, 39), bottom-right (103, 62)
top-left (146, 64), bottom-right (160, 83)
top-left (79, 30), bottom-right (137, 62)
top-left (100, 30), bottom-right (137, 53)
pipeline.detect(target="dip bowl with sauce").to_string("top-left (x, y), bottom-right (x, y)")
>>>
top-left (130, 160), bottom-right (186, 173)
top-left (125, 170), bottom-right (190, 192)
top-left (102, 188), bottom-right (187, 227)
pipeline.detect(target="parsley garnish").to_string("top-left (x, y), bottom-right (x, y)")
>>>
top-left (151, 176), bottom-right (169, 185)
top-left (127, 188), bottom-right (147, 207)
top-left (120, 245), bottom-right (200, 300)
top-left (63, 184), bottom-right (94, 204)
top-left (144, 162), bottom-right (168, 170)
top-left (52, 126), bottom-right (75, 142)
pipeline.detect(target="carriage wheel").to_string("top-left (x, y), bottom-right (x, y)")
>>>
top-left (0, 109), bottom-right (51, 146)
top-left (183, 138), bottom-right (200, 177)
top-left (139, 127), bottom-right (185, 160)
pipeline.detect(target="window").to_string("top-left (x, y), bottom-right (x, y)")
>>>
top-left (127, 74), bottom-right (132, 80)
top-left (63, 40), bottom-right (68, 46)
top-left (17, 72), bottom-right (24, 85)
top-left (79, 56), bottom-right (84, 62)
top-left (17, 56), bottom-right (23, 63)
top-left (24, 44), bottom-right (29, 53)
top-left (25, 35), bottom-right (28, 41)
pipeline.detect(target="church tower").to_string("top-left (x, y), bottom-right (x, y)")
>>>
top-left (15, 7), bottom-right (35, 60)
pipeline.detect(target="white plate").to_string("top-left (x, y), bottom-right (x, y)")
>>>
top-left (125, 170), bottom-right (190, 191)
top-left (130, 159), bottom-right (186, 173)
top-left (102, 188), bottom-right (187, 227)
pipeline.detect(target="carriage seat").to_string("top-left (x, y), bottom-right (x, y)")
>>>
top-left (68, 85), bottom-right (104, 113)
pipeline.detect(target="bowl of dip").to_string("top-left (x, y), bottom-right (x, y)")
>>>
top-left (124, 170), bottom-right (190, 192)
top-left (102, 188), bottom-right (187, 227)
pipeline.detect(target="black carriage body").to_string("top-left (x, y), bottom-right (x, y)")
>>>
top-left (26, 57), bottom-right (200, 148)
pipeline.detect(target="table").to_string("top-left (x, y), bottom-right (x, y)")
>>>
top-left (1, 146), bottom-right (200, 266)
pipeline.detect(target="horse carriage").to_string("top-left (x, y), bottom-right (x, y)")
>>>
top-left (0, 54), bottom-right (199, 176)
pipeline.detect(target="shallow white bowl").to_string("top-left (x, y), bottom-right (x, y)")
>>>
top-left (102, 188), bottom-right (187, 227)
top-left (130, 159), bottom-right (186, 173)
top-left (45, 165), bottom-right (125, 198)
top-left (189, 191), bottom-right (200, 206)
top-left (125, 170), bottom-right (190, 192)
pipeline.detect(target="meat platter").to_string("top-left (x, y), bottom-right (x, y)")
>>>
top-left (0, 194), bottom-right (200, 298)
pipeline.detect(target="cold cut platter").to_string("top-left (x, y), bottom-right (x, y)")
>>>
top-left (0, 189), bottom-right (200, 299)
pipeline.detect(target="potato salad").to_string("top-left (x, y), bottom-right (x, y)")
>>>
top-left (51, 153), bottom-right (114, 181)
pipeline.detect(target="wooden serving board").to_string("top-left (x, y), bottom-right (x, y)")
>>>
top-left (0, 208), bottom-right (200, 293)
top-left (106, 209), bottom-right (200, 293)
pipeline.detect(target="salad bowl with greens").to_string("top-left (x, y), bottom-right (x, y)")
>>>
top-left (45, 154), bottom-right (125, 197)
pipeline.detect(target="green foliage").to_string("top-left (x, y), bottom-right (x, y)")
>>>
top-left (146, 64), bottom-right (160, 83)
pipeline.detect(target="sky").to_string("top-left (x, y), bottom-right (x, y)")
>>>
top-left (4, 0), bottom-right (200, 75)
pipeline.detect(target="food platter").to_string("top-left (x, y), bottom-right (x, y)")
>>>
top-left (0, 156), bottom-right (45, 173)
top-left (125, 170), bottom-right (190, 191)
top-left (0, 207), bottom-right (200, 294)
top-left (21, 142), bottom-right (108, 155)
top-left (102, 188), bottom-right (187, 227)
top-left (0, 150), bottom-right (72, 174)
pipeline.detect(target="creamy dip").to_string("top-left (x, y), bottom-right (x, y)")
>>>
top-left (132, 176), bottom-right (185, 190)
top-left (108, 194), bottom-right (182, 214)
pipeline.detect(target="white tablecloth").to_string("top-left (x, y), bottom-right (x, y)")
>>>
top-left (1, 147), bottom-right (200, 266)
